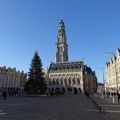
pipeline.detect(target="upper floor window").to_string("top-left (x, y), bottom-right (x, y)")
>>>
top-left (56, 79), bottom-right (59, 84)
top-left (77, 78), bottom-right (80, 84)
top-left (53, 79), bottom-right (55, 85)
top-left (60, 79), bottom-right (63, 84)
top-left (64, 79), bottom-right (67, 84)
top-left (68, 79), bottom-right (71, 84)
top-left (72, 78), bottom-right (75, 84)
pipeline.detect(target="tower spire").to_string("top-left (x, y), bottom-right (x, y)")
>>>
top-left (61, 15), bottom-right (63, 21)
top-left (55, 19), bottom-right (68, 63)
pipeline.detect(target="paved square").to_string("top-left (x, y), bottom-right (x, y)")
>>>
top-left (0, 94), bottom-right (102, 120)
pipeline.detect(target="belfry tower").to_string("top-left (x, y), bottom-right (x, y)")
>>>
top-left (55, 18), bottom-right (68, 63)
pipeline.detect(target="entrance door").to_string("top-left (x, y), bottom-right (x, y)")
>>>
top-left (74, 88), bottom-right (77, 94)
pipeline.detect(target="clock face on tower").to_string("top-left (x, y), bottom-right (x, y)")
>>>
top-left (59, 38), bottom-right (62, 42)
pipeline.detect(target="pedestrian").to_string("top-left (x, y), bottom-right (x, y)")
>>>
top-left (87, 91), bottom-right (89, 98)
top-left (106, 91), bottom-right (109, 98)
top-left (2, 90), bottom-right (7, 100)
top-left (50, 90), bottom-right (53, 98)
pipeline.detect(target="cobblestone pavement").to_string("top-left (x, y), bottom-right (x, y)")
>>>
top-left (0, 94), bottom-right (102, 120)
top-left (90, 94), bottom-right (120, 120)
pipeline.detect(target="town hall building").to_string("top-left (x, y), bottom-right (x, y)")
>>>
top-left (46, 18), bottom-right (97, 94)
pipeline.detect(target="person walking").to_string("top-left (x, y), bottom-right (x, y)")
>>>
top-left (2, 90), bottom-right (7, 100)
top-left (87, 91), bottom-right (89, 98)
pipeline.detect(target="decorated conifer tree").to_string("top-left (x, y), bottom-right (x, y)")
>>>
top-left (24, 51), bottom-right (47, 94)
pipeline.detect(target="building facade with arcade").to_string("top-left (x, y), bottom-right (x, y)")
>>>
top-left (46, 18), bottom-right (97, 94)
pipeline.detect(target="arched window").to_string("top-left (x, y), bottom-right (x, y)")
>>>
top-left (64, 78), bottom-right (67, 84)
top-left (53, 79), bottom-right (55, 85)
top-left (73, 78), bottom-right (75, 84)
top-left (68, 78), bottom-right (71, 84)
top-left (60, 47), bottom-right (62, 53)
top-left (60, 79), bottom-right (63, 84)
top-left (49, 79), bottom-right (51, 85)
top-left (58, 47), bottom-right (60, 53)
top-left (77, 78), bottom-right (80, 84)
top-left (56, 79), bottom-right (59, 85)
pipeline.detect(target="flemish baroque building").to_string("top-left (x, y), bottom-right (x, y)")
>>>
top-left (0, 66), bottom-right (27, 94)
top-left (46, 18), bottom-right (97, 94)
top-left (106, 47), bottom-right (120, 93)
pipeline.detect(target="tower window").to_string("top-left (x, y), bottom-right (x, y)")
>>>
top-left (58, 47), bottom-right (62, 53)
top-left (60, 47), bottom-right (62, 53)
top-left (58, 47), bottom-right (60, 53)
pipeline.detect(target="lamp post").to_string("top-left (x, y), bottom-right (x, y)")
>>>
top-left (97, 67), bottom-right (105, 98)
top-left (106, 52), bottom-right (118, 103)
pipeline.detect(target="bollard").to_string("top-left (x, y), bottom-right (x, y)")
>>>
top-left (99, 106), bottom-right (101, 114)
top-left (102, 110), bottom-right (106, 120)
top-left (97, 104), bottom-right (99, 110)
top-left (91, 98), bottom-right (100, 110)
top-left (96, 104), bottom-right (99, 110)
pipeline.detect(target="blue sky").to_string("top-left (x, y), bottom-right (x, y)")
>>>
top-left (0, 0), bottom-right (120, 82)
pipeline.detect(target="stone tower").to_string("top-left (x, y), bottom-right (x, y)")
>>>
top-left (55, 18), bottom-right (68, 63)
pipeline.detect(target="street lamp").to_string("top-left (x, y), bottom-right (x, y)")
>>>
top-left (97, 67), bottom-right (105, 98)
top-left (106, 52), bottom-right (118, 103)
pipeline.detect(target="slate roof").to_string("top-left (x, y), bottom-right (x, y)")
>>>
top-left (49, 61), bottom-right (84, 72)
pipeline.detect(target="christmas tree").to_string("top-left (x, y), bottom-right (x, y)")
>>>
top-left (24, 51), bottom-right (47, 94)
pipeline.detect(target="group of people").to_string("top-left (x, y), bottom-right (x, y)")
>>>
top-left (1, 90), bottom-right (18, 100)
top-left (49, 90), bottom-right (65, 97)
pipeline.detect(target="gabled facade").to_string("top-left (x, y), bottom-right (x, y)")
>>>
top-left (106, 47), bottom-right (120, 93)
top-left (20, 71), bottom-right (27, 94)
top-left (83, 65), bottom-right (97, 94)
top-left (0, 66), bottom-right (27, 94)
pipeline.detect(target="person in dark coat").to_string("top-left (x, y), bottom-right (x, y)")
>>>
top-left (2, 90), bottom-right (7, 100)
top-left (86, 91), bottom-right (89, 98)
